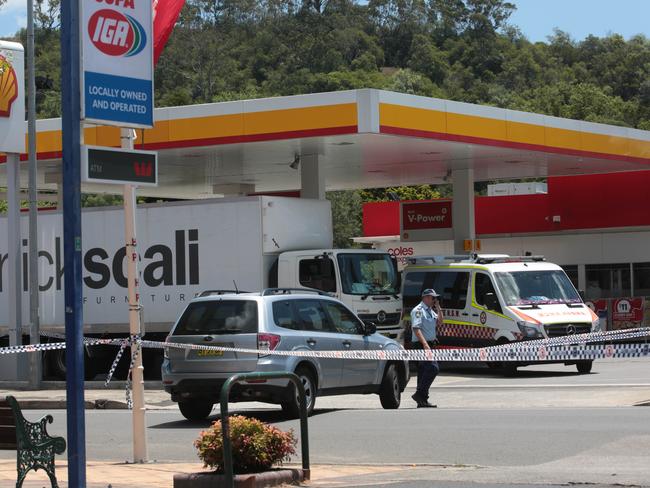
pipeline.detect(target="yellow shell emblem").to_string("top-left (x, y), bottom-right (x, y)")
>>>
top-left (0, 54), bottom-right (18, 117)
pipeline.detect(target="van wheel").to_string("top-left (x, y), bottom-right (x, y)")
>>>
top-left (576, 361), bottom-right (593, 374)
top-left (379, 364), bottom-right (401, 409)
top-left (503, 363), bottom-right (518, 376)
top-left (179, 400), bottom-right (213, 421)
top-left (281, 367), bottom-right (316, 418)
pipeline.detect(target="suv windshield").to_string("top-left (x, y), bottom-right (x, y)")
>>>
top-left (337, 253), bottom-right (399, 296)
top-left (173, 300), bottom-right (258, 335)
top-left (495, 270), bottom-right (581, 306)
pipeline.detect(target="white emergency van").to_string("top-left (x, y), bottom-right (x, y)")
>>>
top-left (400, 254), bottom-right (600, 374)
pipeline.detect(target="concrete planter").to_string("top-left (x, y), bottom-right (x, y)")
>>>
top-left (173, 468), bottom-right (308, 488)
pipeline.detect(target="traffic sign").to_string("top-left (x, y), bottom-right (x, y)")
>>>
top-left (81, 0), bottom-right (153, 127)
top-left (83, 146), bottom-right (158, 186)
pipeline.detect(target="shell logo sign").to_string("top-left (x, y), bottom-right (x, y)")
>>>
top-left (88, 9), bottom-right (147, 57)
top-left (0, 54), bottom-right (18, 118)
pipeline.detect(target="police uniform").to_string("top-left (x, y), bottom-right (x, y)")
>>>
top-left (410, 289), bottom-right (441, 408)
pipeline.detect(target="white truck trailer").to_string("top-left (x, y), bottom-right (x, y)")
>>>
top-left (0, 196), bottom-right (401, 379)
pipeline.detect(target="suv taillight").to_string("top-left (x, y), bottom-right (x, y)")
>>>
top-left (257, 333), bottom-right (281, 356)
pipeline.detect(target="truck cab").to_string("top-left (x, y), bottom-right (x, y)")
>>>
top-left (276, 249), bottom-right (402, 337)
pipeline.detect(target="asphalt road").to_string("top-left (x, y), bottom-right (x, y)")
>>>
top-left (2, 359), bottom-right (649, 487)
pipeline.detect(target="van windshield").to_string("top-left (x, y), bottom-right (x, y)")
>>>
top-left (337, 253), bottom-right (399, 296)
top-left (173, 300), bottom-right (258, 335)
top-left (494, 270), bottom-right (581, 306)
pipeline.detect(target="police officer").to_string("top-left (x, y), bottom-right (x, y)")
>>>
top-left (410, 288), bottom-right (443, 408)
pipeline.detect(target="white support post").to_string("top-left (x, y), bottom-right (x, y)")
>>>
top-left (452, 168), bottom-right (476, 255)
top-left (300, 154), bottom-right (325, 200)
top-left (121, 128), bottom-right (148, 463)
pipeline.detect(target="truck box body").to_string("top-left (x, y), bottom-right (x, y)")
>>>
top-left (0, 196), bottom-right (332, 334)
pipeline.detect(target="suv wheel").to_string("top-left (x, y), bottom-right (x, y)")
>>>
top-left (379, 363), bottom-right (401, 409)
top-left (576, 360), bottom-right (593, 374)
top-left (281, 367), bottom-right (316, 418)
top-left (178, 400), bottom-right (213, 421)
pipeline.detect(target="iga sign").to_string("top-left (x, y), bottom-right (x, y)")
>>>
top-left (400, 201), bottom-right (453, 242)
top-left (0, 41), bottom-right (24, 154)
top-left (82, 0), bottom-right (153, 128)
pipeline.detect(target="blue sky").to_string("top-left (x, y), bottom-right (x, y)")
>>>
top-left (1, 0), bottom-right (649, 40)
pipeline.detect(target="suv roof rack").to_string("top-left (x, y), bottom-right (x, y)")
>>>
top-left (407, 254), bottom-right (546, 266)
top-left (261, 287), bottom-right (332, 296)
top-left (198, 289), bottom-right (250, 297)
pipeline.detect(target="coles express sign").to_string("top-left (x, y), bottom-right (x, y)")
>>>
top-left (82, 0), bottom-right (153, 127)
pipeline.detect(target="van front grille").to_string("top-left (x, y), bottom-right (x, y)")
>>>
top-left (544, 323), bottom-right (591, 338)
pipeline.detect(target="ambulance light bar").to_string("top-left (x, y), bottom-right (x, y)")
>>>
top-left (407, 254), bottom-right (546, 265)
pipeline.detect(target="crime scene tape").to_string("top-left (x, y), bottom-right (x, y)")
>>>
top-left (2, 327), bottom-right (649, 361)
top-left (151, 339), bottom-right (650, 362)
top-left (488, 327), bottom-right (650, 349)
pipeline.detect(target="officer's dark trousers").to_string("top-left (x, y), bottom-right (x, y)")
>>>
top-left (416, 360), bottom-right (439, 400)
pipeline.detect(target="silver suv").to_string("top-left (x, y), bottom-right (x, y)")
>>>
top-left (162, 289), bottom-right (410, 420)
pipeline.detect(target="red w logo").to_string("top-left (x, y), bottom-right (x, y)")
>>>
top-left (134, 162), bottom-right (153, 177)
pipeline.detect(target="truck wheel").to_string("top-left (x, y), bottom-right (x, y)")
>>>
top-left (47, 349), bottom-right (68, 380)
top-left (179, 400), bottom-right (213, 421)
top-left (576, 361), bottom-right (593, 374)
top-left (47, 349), bottom-right (99, 381)
top-left (281, 366), bottom-right (316, 418)
top-left (379, 364), bottom-right (401, 409)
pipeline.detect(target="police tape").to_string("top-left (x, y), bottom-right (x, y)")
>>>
top-left (151, 338), bottom-right (650, 362)
top-left (2, 327), bottom-right (649, 363)
top-left (0, 337), bottom-right (114, 356)
top-left (489, 327), bottom-right (650, 349)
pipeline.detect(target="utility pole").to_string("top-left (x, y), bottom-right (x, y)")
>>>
top-left (121, 128), bottom-right (148, 463)
top-left (61, 0), bottom-right (87, 484)
top-left (27, 0), bottom-right (42, 390)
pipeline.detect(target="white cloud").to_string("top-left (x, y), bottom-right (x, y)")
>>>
top-left (2, 0), bottom-right (26, 13)
top-left (0, 0), bottom-right (26, 37)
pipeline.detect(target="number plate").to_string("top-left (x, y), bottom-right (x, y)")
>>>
top-left (197, 349), bottom-right (224, 357)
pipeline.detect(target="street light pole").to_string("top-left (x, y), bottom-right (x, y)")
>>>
top-left (27, 0), bottom-right (42, 390)
top-left (60, 0), bottom-right (87, 484)
top-left (121, 128), bottom-right (148, 463)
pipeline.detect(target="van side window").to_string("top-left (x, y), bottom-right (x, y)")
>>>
top-left (437, 272), bottom-right (469, 309)
top-left (402, 271), bottom-right (469, 311)
top-left (299, 258), bottom-right (337, 293)
top-left (474, 273), bottom-right (502, 313)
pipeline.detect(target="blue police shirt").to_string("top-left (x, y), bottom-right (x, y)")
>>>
top-left (410, 301), bottom-right (438, 343)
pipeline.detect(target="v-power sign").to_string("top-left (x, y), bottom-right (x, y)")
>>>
top-left (82, 0), bottom-right (153, 128)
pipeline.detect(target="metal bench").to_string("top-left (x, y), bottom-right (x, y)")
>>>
top-left (0, 395), bottom-right (66, 488)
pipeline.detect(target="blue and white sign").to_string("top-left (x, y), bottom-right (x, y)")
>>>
top-left (81, 0), bottom-right (153, 128)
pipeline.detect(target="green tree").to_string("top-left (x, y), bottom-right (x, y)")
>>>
top-left (327, 190), bottom-right (363, 248)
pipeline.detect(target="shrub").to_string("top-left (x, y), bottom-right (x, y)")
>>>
top-left (194, 415), bottom-right (297, 473)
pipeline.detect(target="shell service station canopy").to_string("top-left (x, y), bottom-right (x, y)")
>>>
top-left (1, 88), bottom-right (650, 198)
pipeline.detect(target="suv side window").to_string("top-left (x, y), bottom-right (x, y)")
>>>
top-left (475, 273), bottom-right (502, 313)
top-left (292, 299), bottom-right (334, 332)
top-left (299, 258), bottom-right (337, 293)
top-left (321, 300), bottom-right (362, 334)
top-left (272, 300), bottom-right (300, 330)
